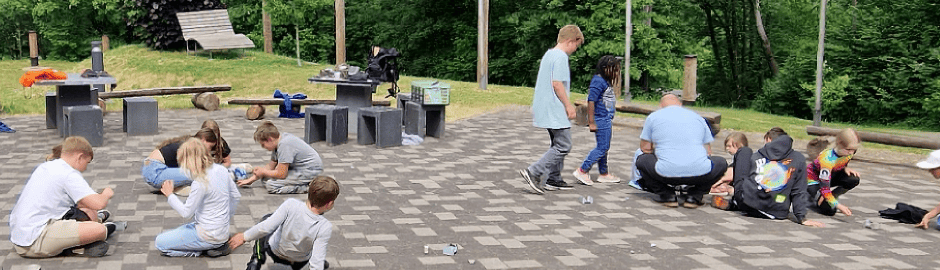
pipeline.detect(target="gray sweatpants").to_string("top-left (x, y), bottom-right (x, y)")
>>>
top-left (261, 169), bottom-right (323, 194)
top-left (527, 128), bottom-right (572, 186)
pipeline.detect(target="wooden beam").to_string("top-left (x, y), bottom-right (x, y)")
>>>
top-left (477, 0), bottom-right (488, 90)
top-left (29, 31), bottom-right (38, 66)
top-left (263, 0), bottom-right (273, 53)
top-left (335, 0), bottom-right (346, 64)
top-left (228, 99), bottom-right (391, 106)
top-left (98, 85), bottom-right (231, 99)
top-left (574, 100), bottom-right (720, 124)
top-left (806, 126), bottom-right (940, 149)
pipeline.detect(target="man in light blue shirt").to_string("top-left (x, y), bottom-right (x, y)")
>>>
top-left (635, 94), bottom-right (727, 207)
top-left (519, 25), bottom-right (583, 194)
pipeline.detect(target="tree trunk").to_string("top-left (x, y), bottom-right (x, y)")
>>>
top-left (246, 104), bottom-right (266, 120)
top-left (192, 92), bottom-right (220, 111)
top-left (701, 3), bottom-right (728, 89)
top-left (754, 0), bottom-right (779, 75)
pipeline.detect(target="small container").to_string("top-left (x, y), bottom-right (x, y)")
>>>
top-left (424, 245), bottom-right (429, 254)
top-left (864, 219), bottom-right (873, 229)
top-left (580, 196), bottom-right (594, 204)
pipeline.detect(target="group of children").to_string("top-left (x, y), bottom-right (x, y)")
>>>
top-left (9, 120), bottom-right (337, 270)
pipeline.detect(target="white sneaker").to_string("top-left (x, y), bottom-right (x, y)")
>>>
top-left (572, 169), bottom-right (594, 186)
top-left (597, 174), bottom-right (622, 183)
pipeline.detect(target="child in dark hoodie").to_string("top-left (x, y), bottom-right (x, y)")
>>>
top-left (711, 127), bottom-right (824, 227)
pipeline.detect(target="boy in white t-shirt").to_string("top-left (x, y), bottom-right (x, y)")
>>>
top-left (9, 137), bottom-right (123, 258)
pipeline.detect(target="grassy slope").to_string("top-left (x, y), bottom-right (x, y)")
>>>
top-left (1, 45), bottom-right (932, 154)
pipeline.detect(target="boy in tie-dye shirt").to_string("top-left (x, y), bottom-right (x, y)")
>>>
top-left (806, 128), bottom-right (861, 216)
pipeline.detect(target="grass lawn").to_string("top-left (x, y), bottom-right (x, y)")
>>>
top-left (1, 44), bottom-right (933, 154)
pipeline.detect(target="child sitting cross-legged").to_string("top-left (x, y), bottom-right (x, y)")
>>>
top-left (229, 176), bottom-right (339, 270)
top-left (237, 121), bottom-right (324, 194)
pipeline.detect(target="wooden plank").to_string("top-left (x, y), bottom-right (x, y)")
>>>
top-left (228, 99), bottom-right (391, 106)
top-left (99, 85), bottom-right (231, 99)
top-left (573, 100), bottom-right (720, 124)
top-left (806, 125), bottom-right (940, 149)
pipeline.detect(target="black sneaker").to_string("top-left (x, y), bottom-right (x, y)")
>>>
top-left (519, 169), bottom-right (544, 194)
top-left (79, 241), bottom-right (109, 257)
top-left (205, 242), bottom-right (232, 257)
top-left (246, 256), bottom-right (263, 270)
top-left (97, 210), bottom-right (111, 223)
top-left (546, 181), bottom-right (574, 190)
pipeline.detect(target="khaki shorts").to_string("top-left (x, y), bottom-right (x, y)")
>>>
top-left (13, 219), bottom-right (82, 258)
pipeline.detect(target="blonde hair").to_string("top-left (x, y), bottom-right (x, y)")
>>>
top-left (177, 138), bottom-right (213, 186)
top-left (200, 119), bottom-right (226, 163)
top-left (557, 25), bottom-right (584, 45)
top-left (156, 128), bottom-right (219, 150)
top-left (253, 121), bottom-right (280, 143)
top-left (47, 136), bottom-right (93, 161)
top-left (724, 132), bottom-right (748, 148)
top-left (836, 128), bottom-right (861, 150)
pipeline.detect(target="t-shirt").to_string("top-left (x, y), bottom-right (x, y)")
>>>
top-left (160, 142), bottom-right (183, 167)
top-left (243, 198), bottom-right (332, 270)
top-left (167, 164), bottom-right (241, 244)
top-left (587, 75), bottom-right (616, 130)
top-left (219, 138), bottom-right (231, 159)
top-left (531, 48), bottom-right (571, 129)
top-left (640, 105), bottom-right (714, 177)
top-left (10, 159), bottom-right (97, 246)
top-left (271, 133), bottom-right (323, 178)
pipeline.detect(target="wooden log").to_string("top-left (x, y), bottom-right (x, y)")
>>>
top-left (682, 55), bottom-right (698, 105)
top-left (806, 136), bottom-right (831, 159)
top-left (573, 100), bottom-right (720, 124)
top-left (192, 92), bottom-right (220, 111)
top-left (227, 99), bottom-right (391, 106)
top-left (98, 98), bottom-right (107, 116)
top-left (246, 104), bottom-right (265, 120)
top-left (806, 125), bottom-right (940, 149)
top-left (98, 85), bottom-right (231, 99)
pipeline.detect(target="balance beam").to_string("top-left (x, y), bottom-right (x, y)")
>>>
top-left (806, 125), bottom-right (940, 149)
top-left (228, 99), bottom-right (391, 106)
top-left (98, 85), bottom-right (231, 99)
top-left (574, 100), bottom-right (721, 133)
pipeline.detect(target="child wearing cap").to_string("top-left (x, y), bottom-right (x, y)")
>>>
top-left (806, 128), bottom-right (862, 216)
top-left (915, 149), bottom-right (940, 229)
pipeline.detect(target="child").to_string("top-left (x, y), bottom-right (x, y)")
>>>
top-left (155, 139), bottom-right (242, 257)
top-left (229, 176), bottom-right (339, 270)
top-left (572, 55), bottom-right (622, 186)
top-left (519, 25), bottom-right (584, 194)
top-left (142, 128), bottom-right (220, 189)
top-left (238, 121), bottom-right (324, 194)
top-left (711, 128), bottom-right (824, 227)
top-left (806, 128), bottom-right (861, 216)
top-left (202, 119), bottom-right (253, 180)
top-left (915, 149), bottom-right (940, 229)
top-left (10, 137), bottom-right (122, 258)
top-left (710, 132), bottom-right (749, 195)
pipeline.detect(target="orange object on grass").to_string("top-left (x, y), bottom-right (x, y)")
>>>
top-left (19, 69), bottom-right (68, 87)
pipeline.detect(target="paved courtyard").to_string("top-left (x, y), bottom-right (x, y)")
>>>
top-left (1, 106), bottom-right (940, 270)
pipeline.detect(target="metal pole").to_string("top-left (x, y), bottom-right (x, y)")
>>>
top-left (624, 0), bottom-right (632, 102)
top-left (477, 0), bottom-right (489, 90)
top-left (813, 0), bottom-right (828, 126)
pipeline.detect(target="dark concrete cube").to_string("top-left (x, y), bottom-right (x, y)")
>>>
top-left (46, 92), bottom-right (57, 129)
top-left (63, 105), bottom-right (104, 146)
top-left (357, 107), bottom-right (402, 148)
top-left (397, 92), bottom-right (411, 125)
top-left (404, 101), bottom-right (446, 138)
top-left (305, 105), bottom-right (348, 146)
top-left (123, 97), bottom-right (158, 136)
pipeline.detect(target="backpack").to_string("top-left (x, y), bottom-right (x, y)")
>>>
top-left (367, 46), bottom-right (401, 98)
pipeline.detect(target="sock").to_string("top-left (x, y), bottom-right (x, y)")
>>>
top-left (105, 223), bottom-right (116, 236)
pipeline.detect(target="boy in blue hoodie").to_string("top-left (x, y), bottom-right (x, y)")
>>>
top-left (711, 127), bottom-right (824, 227)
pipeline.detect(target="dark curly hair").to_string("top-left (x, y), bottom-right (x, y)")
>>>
top-left (594, 55), bottom-right (622, 84)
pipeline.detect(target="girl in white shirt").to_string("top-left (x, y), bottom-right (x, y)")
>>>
top-left (155, 138), bottom-right (241, 257)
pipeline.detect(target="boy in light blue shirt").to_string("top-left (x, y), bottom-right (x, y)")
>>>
top-left (519, 25), bottom-right (584, 194)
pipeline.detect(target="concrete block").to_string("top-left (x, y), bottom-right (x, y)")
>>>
top-left (46, 92), bottom-right (56, 129)
top-left (305, 105), bottom-right (348, 146)
top-left (358, 107), bottom-right (402, 148)
top-left (63, 105), bottom-right (103, 146)
top-left (123, 97), bottom-right (158, 136)
top-left (404, 101), bottom-right (446, 138)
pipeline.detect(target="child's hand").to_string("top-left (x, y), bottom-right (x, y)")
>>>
top-left (844, 168), bottom-right (861, 177)
top-left (589, 123), bottom-right (597, 132)
top-left (915, 218), bottom-right (931, 229)
top-left (160, 181), bottom-right (174, 197)
top-left (565, 105), bottom-right (576, 120)
top-left (229, 233), bottom-right (246, 249)
top-left (836, 204), bottom-right (853, 216)
top-left (802, 220), bottom-right (825, 228)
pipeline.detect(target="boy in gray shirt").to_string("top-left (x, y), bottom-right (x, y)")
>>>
top-left (230, 176), bottom-right (339, 270)
top-left (238, 121), bottom-right (324, 194)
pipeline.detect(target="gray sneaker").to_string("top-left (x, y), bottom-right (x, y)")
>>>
top-left (519, 169), bottom-right (544, 194)
top-left (79, 241), bottom-right (109, 257)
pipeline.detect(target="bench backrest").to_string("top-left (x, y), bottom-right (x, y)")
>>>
top-left (176, 9), bottom-right (237, 40)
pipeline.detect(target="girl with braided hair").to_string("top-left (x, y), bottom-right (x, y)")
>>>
top-left (572, 55), bottom-right (623, 185)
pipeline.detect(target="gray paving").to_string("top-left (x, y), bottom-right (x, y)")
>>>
top-left (1, 106), bottom-right (940, 270)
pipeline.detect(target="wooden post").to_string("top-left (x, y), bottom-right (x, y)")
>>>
top-left (477, 0), bottom-right (489, 90)
top-left (29, 31), bottom-right (39, 66)
top-left (335, 0), bottom-right (346, 64)
top-left (813, 0), bottom-right (829, 127)
top-left (263, 0), bottom-right (273, 53)
top-left (682, 55), bottom-right (698, 106)
top-left (101, 35), bottom-right (110, 52)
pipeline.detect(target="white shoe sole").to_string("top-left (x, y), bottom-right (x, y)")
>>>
top-left (572, 170), bottom-right (594, 186)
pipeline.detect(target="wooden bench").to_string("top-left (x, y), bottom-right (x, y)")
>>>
top-left (176, 9), bottom-right (254, 54)
top-left (574, 100), bottom-right (721, 135)
top-left (99, 85), bottom-right (232, 111)
top-left (228, 99), bottom-right (391, 120)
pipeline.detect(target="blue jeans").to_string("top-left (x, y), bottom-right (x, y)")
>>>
top-left (580, 128), bottom-right (611, 174)
top-left (155, 222), bottom-right (222, 257)
top-left (141, 159), bottom-right (192, 188)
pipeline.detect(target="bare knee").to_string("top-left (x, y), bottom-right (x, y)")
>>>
top-left (77, 222), bottom-right (107, 245)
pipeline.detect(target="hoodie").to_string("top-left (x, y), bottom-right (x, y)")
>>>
top-left (731, 135), bottom-right (810, 224)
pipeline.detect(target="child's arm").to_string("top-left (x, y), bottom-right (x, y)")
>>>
top-left (306, 225), bottom-right (333, 270)
top-left (254, 163), bottom-right (289, 179)
top-left (222, 156), bottom-right (232, 167)
top-left (237, 161), bottom-right (279, 186)
top-left (230, 199), bottom-right (293, 249)
top-left (552, 81), bottom-right (576, 119)
top-left (586, 101), bottom-right (596, 131)
top-left (76, 188), bottom-right (114, 211)
top-left (162, 180), bottom-right (204, 219)
top-left (915, 202), bottom-right (940, 229)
